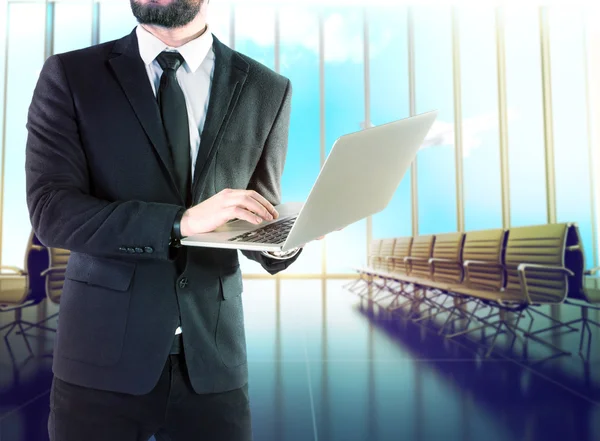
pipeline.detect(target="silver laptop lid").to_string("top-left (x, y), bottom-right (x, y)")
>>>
top-left (282, 111), bottom-right (438, 251)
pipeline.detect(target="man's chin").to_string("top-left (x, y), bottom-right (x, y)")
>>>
top-left (130, 0), bottom-right (202, 28)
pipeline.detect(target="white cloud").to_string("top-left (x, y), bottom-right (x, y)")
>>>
top-left (420, 109), bottom-right (520, 156)
top-left (208, 4), bottom-right (394, 64)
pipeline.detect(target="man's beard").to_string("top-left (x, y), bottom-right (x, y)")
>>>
top-left (130, 0), bottom-right (203, 28)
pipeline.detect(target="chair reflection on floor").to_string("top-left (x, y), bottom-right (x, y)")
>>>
top-left (356, 301), bottom-right (597, 441)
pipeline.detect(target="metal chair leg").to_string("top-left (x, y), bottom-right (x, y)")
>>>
top-left (528, 307), bottom-right (579, 333)
top-left (484, 320), bottom-right (505, 358)
top-left (17, 318), bottom-right (58, 335)
top-left (16, 322), bottom-right (33, 356)
top-left (2, 320), bottom-right (33, 357)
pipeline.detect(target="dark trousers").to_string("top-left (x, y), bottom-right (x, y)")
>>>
top-left (48, 346), bottom-right (252, 441)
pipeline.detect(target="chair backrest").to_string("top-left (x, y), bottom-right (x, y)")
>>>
top-left (379, 238), bottom-right (396, 272)
top-left (0, 230), bottom-right (47, 306)
top-left (504, 223), bottom-right (570, 304)
top-left (431, 232), bottom-right (465, 283)
top-left (0, 273), bottom-right (29, 305)
top-left (408, 235), bottom-right (435, 279)
top-left (28, 232), bottom-right (49, 297)
top-left (392, 236), bottom-right (413, 274)
top-left (45, 248), bottom-right (70, 304)
top-left (462, 229), bottom-right (506, 291)
top-left (369, 239), bottom-right (382, 269)
top-left (562, 224), bottom-right (587, 301)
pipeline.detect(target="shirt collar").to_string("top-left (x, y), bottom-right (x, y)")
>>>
top-left (136, 24), bottom-right (213, 73)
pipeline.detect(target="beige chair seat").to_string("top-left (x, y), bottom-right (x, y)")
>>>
top-left (583, 276), bottom-right (600, 304)
top-left (384, 271), bottom-right (446, 291)
top-left (446, 285), bottom-right (524, 303)
top-left (0, 270), bottom-right (28, 305)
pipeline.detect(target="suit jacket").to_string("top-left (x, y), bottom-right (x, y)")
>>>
top-left (25, 29), bottom-right (300, 395)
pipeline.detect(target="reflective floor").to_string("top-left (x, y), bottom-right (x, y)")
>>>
top-left (1, 279), bottom-right (600, 441)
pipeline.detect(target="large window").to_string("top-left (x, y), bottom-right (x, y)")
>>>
top-left (99, 2), bottom-right (137, 44)
top-left (207, 2), bottom-right (231, 46)
top-left (504, 6), bottom-right (548, 228)
top-left (459, 7), bottom-right (503, 232)
top-left (1, 3), bottom-right (46, 268)
top-left (0, 1), bottom-right (598, 274)
top-left (324, 7), bottom-right (367, 273)
top-left (53, 2), bottom-right (92, 54)
top-left (369, 6), bottom-right (412, 239)
top-left (414, 6), bottom-right (457, 235)
top-left (587, 9), bottom-right (600, 268)
top-left (234, 5), bottom-right (275, 70)
top-left (549, 7), bottom-right (595, 269)
top-left (278, 6), bottom-right (322, 274)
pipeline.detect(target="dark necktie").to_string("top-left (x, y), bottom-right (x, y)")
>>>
top-left (156, 51), bottom-right (191, 205)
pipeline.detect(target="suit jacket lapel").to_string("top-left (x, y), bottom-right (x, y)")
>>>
top-left (108, 30), bottom-right (183, 204)
top-left (192, 36), bottom-right (249, 201)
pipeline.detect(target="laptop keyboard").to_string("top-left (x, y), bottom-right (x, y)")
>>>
top-left (229, 216), bottom-right (297, 244)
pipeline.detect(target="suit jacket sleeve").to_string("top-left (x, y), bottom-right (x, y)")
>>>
top-left (241, 79), bottom-right (302, 275)
top-left (25, 55), bottom-right (182, 261)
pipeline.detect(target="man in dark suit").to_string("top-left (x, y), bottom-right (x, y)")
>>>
top-left (25, 0), bottom-right (304, 439)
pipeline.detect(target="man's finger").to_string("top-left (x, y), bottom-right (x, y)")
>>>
top-left (239, 195), bottom-right (274, 221)
top-left (246, 190), bottom-right (278, 218)
top-left (226, 193), bottom-right (273, 221)
top-left (230, 206), bottom-right (264, 225)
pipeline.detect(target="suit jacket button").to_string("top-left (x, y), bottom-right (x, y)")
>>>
top-left (135, 247), bottom-right (144, 254)
top-left (127, 247), bottom-right (136, 254)
top-left (179, 277), bottom-right (189, 289)
top-left (144, 246), bottom-right (154, 254)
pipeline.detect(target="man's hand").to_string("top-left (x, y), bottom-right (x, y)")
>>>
top-left (315, 226), bottom-right (346, 242)
top-left (180, 189), bottom-right (279, 237)
top-left (306, 227), bottom-right (344, 245)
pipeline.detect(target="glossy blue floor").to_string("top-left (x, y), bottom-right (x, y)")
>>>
top-left (1, 279), bottom-right (600, 441)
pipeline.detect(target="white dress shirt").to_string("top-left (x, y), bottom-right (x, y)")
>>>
top-left (136, 25), bottom-right (299, 336)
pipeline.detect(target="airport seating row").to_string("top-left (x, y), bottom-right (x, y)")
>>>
top-left (0, 230), bottom-right (69, 355)
top-left (349, 222), bottom-right (600, 360)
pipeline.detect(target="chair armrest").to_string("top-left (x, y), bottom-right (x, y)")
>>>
top-left (404, 256), bottom-right (427, 276)
top-left (517, 263), bottom-right (574, 304)
top-left (464, 260), bottom-right (502, 269)
top-left (429, 257), bottom-right (460, 264)
top-left (585, 266), bottom-right (600, 276)
top-left (40, 266), bottom-right (66, 277)
top-left (517, 263), bottom-right (574, 277)
top-left (429, 258), bottom-right (463, 281)
top-left (0, 298), bottom-right (37, 313)
top-left (0, 266), bottom-right (25, 275)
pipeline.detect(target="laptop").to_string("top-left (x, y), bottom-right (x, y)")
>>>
top-left (181, 110), bottom-right (438, 252)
